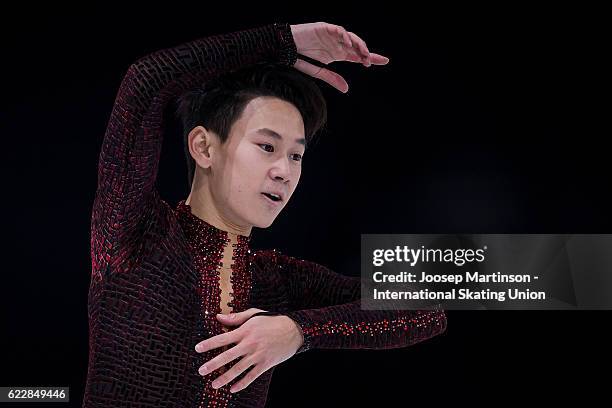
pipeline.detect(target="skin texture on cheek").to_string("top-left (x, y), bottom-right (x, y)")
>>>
top-left (210, 139), bottom-right (266, 228)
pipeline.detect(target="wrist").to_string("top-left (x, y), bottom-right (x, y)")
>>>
top-left (273, 23), bottom-right (298, 66)
top-left (281, 315), bottom-right (304, 352)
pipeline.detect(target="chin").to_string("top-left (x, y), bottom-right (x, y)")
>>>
top-left (253, 217), bottom-right (276, 229)
top-left (248, 212), bottom-right (280, 229)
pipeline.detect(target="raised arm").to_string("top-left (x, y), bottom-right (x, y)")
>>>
top-left (90, 24), bottom-right (297, 278)
top-left (274, 251), bottom-right (448, 354)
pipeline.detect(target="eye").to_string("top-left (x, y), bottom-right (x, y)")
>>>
top-left (291, 153), bottom-right (303, 162)
top-left (258, 144), bottom-right (274, 153)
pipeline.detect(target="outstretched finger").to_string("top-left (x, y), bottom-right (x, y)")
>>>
top-left (294, 59), bottom-right (349, 93)
top-left (328, 24), bottom-right (353, 50)
top-left (347, 31), bottom-right (371, 66)
top-left (230, 364), bottom-right (268, 394)
top-left (338, 26), bottom-right (353, 49)
top-left (343, 48), bottom-right (367, 64)
top-left (368, 52), bottom-right (390, 65)
top-left (342, 29), bottom-right (353, 48)
top-left (198, 343), bottom-right (245, 377)
top-left (195, 329), bottom-right (240, 353)
top-left (210, 355), bottom-right (255, 390)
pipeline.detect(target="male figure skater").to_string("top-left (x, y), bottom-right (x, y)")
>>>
top-left (84, 21), bottom-right (447, 407)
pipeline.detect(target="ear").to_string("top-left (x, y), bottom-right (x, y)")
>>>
top-left (187, 125), bottom-right (217, 169)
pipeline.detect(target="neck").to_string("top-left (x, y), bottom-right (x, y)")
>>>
top-left (186, 181), bottom-right (252, 238)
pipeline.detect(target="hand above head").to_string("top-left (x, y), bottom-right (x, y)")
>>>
top-left (195, 308), bottom-right (304, 393)
top-left (290, 22), bottom-right (390, 93)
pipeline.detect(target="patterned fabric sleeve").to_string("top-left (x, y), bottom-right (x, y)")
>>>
top-left (90, 23), bottom-right (298, 279)
top-left (273, 251), bottom-right (448, 354)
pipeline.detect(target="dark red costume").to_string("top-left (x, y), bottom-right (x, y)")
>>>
top-left (84, 22), bottom-right (447, 407)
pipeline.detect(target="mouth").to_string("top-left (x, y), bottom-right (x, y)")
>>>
top-left (261, 192), bottom-right (283, 205)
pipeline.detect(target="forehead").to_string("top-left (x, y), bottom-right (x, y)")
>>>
top-left (237, 97), bottom-right (305, 138)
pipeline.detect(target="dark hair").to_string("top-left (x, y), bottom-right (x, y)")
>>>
top-left (175, 62), bottom-right (327, 189)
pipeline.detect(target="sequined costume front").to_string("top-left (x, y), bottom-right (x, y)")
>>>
top-left (83, 23), bottom-right (447, 407)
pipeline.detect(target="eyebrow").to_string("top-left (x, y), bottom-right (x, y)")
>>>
top-left (255, 128), bottom-right (306, 146)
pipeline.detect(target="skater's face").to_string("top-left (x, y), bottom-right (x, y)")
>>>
top-left (196, 96), bottom-right (305, 228)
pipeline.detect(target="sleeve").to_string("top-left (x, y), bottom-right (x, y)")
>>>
top-left (273, 252), bottom-right (448, 354)
top-left (90, 23), bottom-right (298, 278)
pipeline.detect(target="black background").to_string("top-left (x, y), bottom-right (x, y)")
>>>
top-left (1, 3), bottom-right (609, 407)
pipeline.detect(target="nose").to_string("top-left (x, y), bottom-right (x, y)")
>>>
top-left (269, 156), bottom-right (291, 183)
